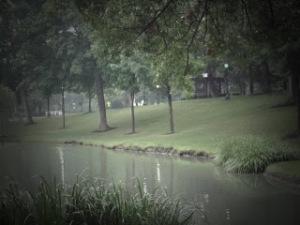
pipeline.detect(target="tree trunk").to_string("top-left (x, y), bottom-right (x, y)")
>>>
top-left (287, 49), bottom-right (300, 133)
top-left (61, 85), bottom-right (65, 129)
top-left (262, 61), bottom-right (272, 94)
top-left (88, 88), bottom-right (92, 113)
top-left (38, 104), bottom-right (42, 116)
top-left (224, 69), bottom-right (230, 100)
top-left (46, 95), bottom-right (51, 118)
top-left (15, 91), bottom-right (23, 122)
top-left (298, 87), bottom-right (300, 133)
top-left (238, 77), bottom-right (246, 96)
top-left (143, 89), bottom-right (147, 105)
top-left (294, 74), bottom-right (300, 132)
top-left (88, 97), bottom-right (92, 113)
top-left (130, 91), bottom-right (136, 133)
top-left (23, 90), bottom-right (34, 124)
top-left (156, 94), bottom-right (161, 104)
top-left (166, 84), bottom-right (175, 134)
top-left (291, 73), bottom-right (298, 101)
top-left (249, 65), bottom-right (254, 95)
top-left (95, 74), bottom-right (109, 131)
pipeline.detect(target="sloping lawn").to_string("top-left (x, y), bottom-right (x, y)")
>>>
top-left (12, 94), bottom-right (299, 153)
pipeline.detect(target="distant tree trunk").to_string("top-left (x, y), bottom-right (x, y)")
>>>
top-left (88, 87), bottom-right (92, 113)
top-left (290, 73), bottom-right (300, 131)
top-left (261, 61), bottom-right (272, 94)
top-left (46, 95), bottom-right (51, 118)
top-left (239, 81), bottom-right (244, 95)
top-left (238, 73), bottom-right (246, 95)
top-left (143, 89), bottom-right (147, 105)
top-left (95, 74), bottom-right (109, 131)
top-left (15, 91), bottom-right (23, 122)
top-left (249, 65), bottom-right (254, 95)
top-left (156, 93), bottom-right (161, 104)
top-left (88, 96), bottom-right (92, 113)
top-left (38, 104), bottom-right (42, 116)
top-left (287, 75), bottom-right (293, 97)
top-left (207, 74), bottom-right (213, 97)
top-left (166, 84), bottom-right (175, 134)
top-left (23, 90), bottom-right (34, 124)
top-left (130, 90), bottom-right (136, 133)
top-left (291, 73), bottom-right (298, 101)
top-left (291, 74), bottom-right (300, 132)
top-left (287, 49), bottom-right (300, 132)
top-left (297, 77), bottom-right (300, 132)
top-left (224, 69), bottom-right (230, 100)
top-left (61, 85), bottom-right (65, 129)
top-left (205, 79), bottom-right (208, 97)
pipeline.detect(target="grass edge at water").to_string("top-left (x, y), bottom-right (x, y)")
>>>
top-left (217, 135), bottom-right (296, 173)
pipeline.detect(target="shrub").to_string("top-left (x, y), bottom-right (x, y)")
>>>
top-left (0, 178), bottom-right (193, 225)
top-left (218, 136), bottom-right (295, 173)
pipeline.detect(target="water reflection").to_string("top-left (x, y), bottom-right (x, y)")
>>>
top-left (156, 161), bottom-right (161, 183)
top-left (132, 158), bottom-right (135, 177)
top-left (57, 147), bottom-right (65, 186)
top-left (169, 159), bottom-right (174, 195)
top-left (225, 208), bottom-right (231, 221)
top-left (0, 143), bottom-right (300, 225)
top-left (99, 149), bottom-right (107, 179)
top-left (143, 178), bottom-right (148, 194)
top-left (203, 193), bottom-right (209, 204)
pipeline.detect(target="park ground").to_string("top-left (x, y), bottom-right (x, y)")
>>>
top-left (9, 94), bottom-right (300, 180)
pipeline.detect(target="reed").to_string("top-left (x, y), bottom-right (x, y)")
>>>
top-left (218, 136), bottom-right (295, 173)
top-left (0, 178), bottom-right (193, 225)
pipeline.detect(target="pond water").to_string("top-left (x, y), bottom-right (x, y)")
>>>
top-left (0, 143), bottom-right (300, 225)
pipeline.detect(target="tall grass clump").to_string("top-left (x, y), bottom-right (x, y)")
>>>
top-left (0, 178), bottom-right (194, 225)
top-left (218, 136), bottom-right (295, 173)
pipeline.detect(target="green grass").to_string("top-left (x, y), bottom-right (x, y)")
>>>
top-left (266, 160), bottom-right (300, 178)
top-left (0, 178), bottom-right (193, 225)
top-left (11, 94), bottom-right (299, 153)
top-left (218, 136), bottom-right (296, 173)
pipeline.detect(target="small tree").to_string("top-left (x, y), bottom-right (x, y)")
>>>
top-left (152, 47), bottom-right (189, 134)
top-left (71, 52), bottom-right (96, 113)
top-left (44, 0), bottom-right (84, 128)
top-left (112, 51), bottom-right (152, 133)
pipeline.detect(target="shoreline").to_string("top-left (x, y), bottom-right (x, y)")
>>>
top-left (3, 138), bottom-right (300, 188)
top-left (264, 171), bottom-right (300, 189)
top-left (63, 140), bottom-right (216, 160)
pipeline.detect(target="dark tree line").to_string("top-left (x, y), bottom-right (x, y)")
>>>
top-left (1, 0), bottom-right (299, 134)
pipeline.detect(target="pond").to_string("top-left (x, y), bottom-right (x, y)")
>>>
top-left (0, 143), bottom-right (300, 225)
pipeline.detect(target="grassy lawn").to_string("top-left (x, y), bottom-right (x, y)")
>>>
top-left (11, 94), bottom-right (299, 154)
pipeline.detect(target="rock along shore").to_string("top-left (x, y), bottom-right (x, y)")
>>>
top-left (64, 140), bottom-right (215, 160)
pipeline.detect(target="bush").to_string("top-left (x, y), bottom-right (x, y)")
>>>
top-left (218, 136), bottom-right (295, 173)
top-left (0, 178), bottom-right (193, 225)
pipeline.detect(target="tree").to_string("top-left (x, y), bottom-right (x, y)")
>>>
top-left (71, 52), bottom-right (96, 113)
top-left (112, 51), bottom-right (152, 133)
top-left (43, 0), bottom-right (85, 128)
top-left (39, 73), bottom-right (58, 118)
top-left (0, 0), bottom-right (49, 124)
top-left (89, 34), bottom-right (121, 131)
top-left (152, 47), bottom-right (190, 134)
